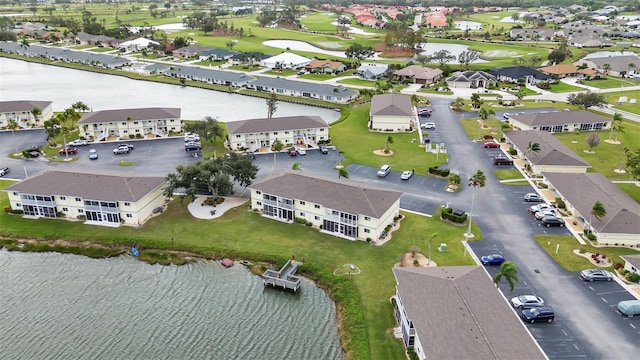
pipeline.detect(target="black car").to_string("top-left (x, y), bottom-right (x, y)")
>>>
top-left (541, 216), bottom-right (565, 227)
top-left (118, 143), bottom-right (134, 150)
top-left (0, 167), bottom-right (9, 177)
top-left (521, 307), bottom-right (555, 323)
top-left (185, 142), bottom-right (202, 151)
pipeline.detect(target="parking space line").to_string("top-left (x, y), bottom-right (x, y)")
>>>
top-left (601, 298), bottom-right (608, 303)
top-left (595, 290), bottom-right (629, 295)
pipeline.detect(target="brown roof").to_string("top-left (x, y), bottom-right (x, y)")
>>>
top-left (505, 130), bottom-right (589, 167)
top-left (509, 110), bottom-right (610, 127)
top-left (225, 115), bottom-right (328, 135)
top-left (394, 65), bottom-right (443, 80)
top-left (4, 171), bottom-right (166, 203)
top-left (538, 64), bottom-right (579, 75)
top-left (541, 172), bottom-right (640, 235)
top-left (370, 94), bottom-right (413, 117)
top-left (306, 59), bottom-right (343, 70)
top-left (621, 255), bottom-right (640, 269)
top-left (249, 171), bottom-right (401, 218)
top-left (78, 107), bottom-right (181, 124)
top-left (393, 266), bottom-right (546, 360)
top-left (0, 100), bottom-right (52, 112)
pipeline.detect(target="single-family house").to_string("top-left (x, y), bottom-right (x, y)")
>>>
top-left (304, 59), bottom-right (347, 74)
top-left (541, 172), bottom-right (640, 245)
top-left (260, 52), bottom-right (312, 69)
top-left (228, 52), bottom-right (269, 66)
top-left (75, 32), bottom-right (120, 47)
top-left (538, 64), bottom-right (597, 79)
top-left (249, 171), bottom-right (402, 241)
top-left (392, 266), bottom-right (547, 360)
top-left (245, 77), bottom-right (358, 104)
top-left (226, 115), bottom-right (329, 152)
top-left (118, 37), bottom-right (159, 52)
top-left (394, 65), bottom-right (443, 85)
top-left (504, 130), bottom-right (590, 175)
top-left (576, 55), bottom-right (640, 77)
top-left (620, 255), bottom-right (640, 276)
top-left (78, 107), bottom-right (182, 141)
top-left (424, 12), bottom-right (448, 28)
top-left (3, 171), bottom-right (167, 227)
top-left (510, 28), bottom-right (556, 41)
top-left (490, 66), bottom-right (552, 85)
top-left (198, 48), bottom-right (238, 61)
top-left (357, 62), bottom-right (389, 80)
top-left (567, 35), bottom-right (614, 48)
top-left (446, 70), bottom-right (497, 89)
top-left (507, 110), bottom-right (611, 133)
top-left (369, 94), bottom-right (413, 132)
top-left (172, 45), bottom-right (212, 59)
top-left (0, 100), bottom-right (54, 129)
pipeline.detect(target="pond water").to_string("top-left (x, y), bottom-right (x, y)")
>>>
top-left (455, 21), bottom-right (482, 30)
top-left (0, 58), bottom-right (341, 123)
top-left (0, 250), bottom-right (344, 360)
top-left (582, 51), bottom-right (638, 59)
top-left (418, 43), bottom-right (488, 63)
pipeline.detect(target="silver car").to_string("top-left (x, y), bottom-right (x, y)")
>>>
top-left (510, 295), bottom-right (545, 309)
top-left (88, 149), bottom-right (98, 160)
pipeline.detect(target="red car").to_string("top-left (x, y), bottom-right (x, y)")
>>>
top-left (59, 147), bottom-right (78, 155)
top-left (484, 142), bottom-right (500, 148)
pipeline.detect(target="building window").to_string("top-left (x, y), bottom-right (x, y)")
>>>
top-left (13, 192), bottom-right (18, 196)
top-left (60, 196), bottom-right (66, 200)
top-left (299, 201), bottom-right (305, 205)
top-left (257, 201), bottom-right (262, 206)
top-left (256, 191), bottom-right (261, 195)
top-left (122, 122), bottom-right (126, 125)
top-left (75, 197), bottom-right (81, 202)
top-left (124, 202), bottom-right (130, 206)
top-left (236, 135), bottom-right (241, 138)
top-left (299, 212), bottom-right (305, 217)
top-left (314, 215), bottom-right (320, 220)
top-left (170, 119), bottom-right (174, 122)
top-left (364, 216), bottom-right (371, 221)
top-left (285, 131), bottom-right (289, 134)
top-left (273, 132), bottom-right (278, 135)
top-left (314, 204), bottom-right (320, 209)
top-left (133, 121), bottom-right (139, 124)
top-left (78, 209), bottom-right (83, 213)
top-left (16, 203), bottom-right (21, 207)
top-left (126, 214), bottom-right (132, 218)
top-left (62, 207), bottom-right (68, 212)
top-left (364, 229), bottom-right (370, 233)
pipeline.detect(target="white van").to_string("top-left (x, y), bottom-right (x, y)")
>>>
top-left (377, 164), bottom-right (391, 177)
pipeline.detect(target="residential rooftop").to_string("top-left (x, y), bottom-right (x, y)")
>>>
top-left (370, 94), bottom-right (412, 116)
top-left (226, 115), bottom-right (327, 134)
top-left (78, 107), bottom-right (181, 124)
top-left (505, 130), bottom-right (589, 167)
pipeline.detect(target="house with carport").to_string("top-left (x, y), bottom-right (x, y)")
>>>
top-left (369, 94), bottom-right (414, 132)
top-left (357, 62), bottom-right (389, 80)
top-left (490, 66), bottom-right (552, 85)
top-left (225, 115), bottom-right (329, 152)
top-left (78, 107), bottom-right (182, 141)
top-left (260, 52), bottom-right (312, 69)
top-left (446, 70), bottom-right (496, 89)
top-left (394, 65), bottom-right (443, 85)
top-left (575, 55), bottom-right (640, 78)
top-left (0, 100), bottom-right (53, 129)
top-left (392, 266), bottom-right (546, 360)
top-left (504, 130), bottom-right (590, 176)
top-left (248, 171), bottom-right (401, 241)
top-left (506, 110), bottom-right (611, 133)
top-left (3, 171), bottom-right (167, 227)
top-left (118, 37), bottom-right (159, 52)
top-left (541, 172), bottom-right (640, 246)
top-left (167, 66), bottom-right (255, 87)
top-left (304, 59), bottom-right (346, 74)
top-left (538, 64), bottom-right (597, 79)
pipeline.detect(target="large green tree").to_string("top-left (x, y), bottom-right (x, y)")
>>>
top-left (567, 92), bottom-right (608, 109)
top-left (493, 261), bottom-right (520, 291)
top-left (266, 93), bottom-right (278, 119)
top-left (345, 43), bottom-right (375, 60)
top-left (184, 116), bottom-right (224, 144)
top-left (626, 149), bottom-right (640, 180)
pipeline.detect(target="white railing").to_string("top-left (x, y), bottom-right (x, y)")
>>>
top-left (95, 127), bottom-right (108, 142)
top-left (249, 142), bottom-right (260, 152)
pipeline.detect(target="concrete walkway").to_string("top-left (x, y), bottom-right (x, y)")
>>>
top-left (187, 196), bottom-right (249, 220)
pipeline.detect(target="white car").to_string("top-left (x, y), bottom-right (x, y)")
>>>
top-left (529, 204), bottom-right (555, 214)
top-left (524, 193), bottom-right (543, 202)
top-left (184, 133), bottom-right (200, 142)
top-left (510, 295), bottom-right (545, 309)
top-left (69, 139), bottom-right (88, 147)
top-left (296, 148), bottom-right (306, 155)
top-left (400, 170), bottom-right (413, 180)
top-left (535, 210), bottom-right (558, 220)
top-left (421, 122), bottom-right (436, 130)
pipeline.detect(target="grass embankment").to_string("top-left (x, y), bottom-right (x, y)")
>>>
top-left (581, 76), bottom-right (640, 89)
top-left (494, 169), bottom-right (526, 182)
top-left (534, 235), bottom-right (639, 272)
top-left (330, 105), bottom-right (448, 173)
top-left (603, 89), bottom-right (640, 114)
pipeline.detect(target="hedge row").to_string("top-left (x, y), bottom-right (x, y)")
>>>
top-left (428, 167), bottom-right (450, 177)
top-left (441, 207), bottom-right (467, 224)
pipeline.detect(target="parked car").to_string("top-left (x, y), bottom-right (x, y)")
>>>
top-left (117, 143), bottom-right (134, 150)
top-left (521, 307), bottom-right (555, 323)
top-left (418, 108), bottom-right (433, 117)
top-left (69, 139), bottom-right (88, 147)
top-left (297, 70), bottom-right (306, 75)
top-left (377, 164), bottom-right (391, 177)
top-left (541, 216), bottom-right (565, 227)
top-left (400, 170), bottom-right (413, 180)
top-left (59, 147), bottom-right (78, 155)
top-left (421, 122), bottom-right (436, 130)
top-left (524, 193), bottom-right (543, 202)
top-left (481, 254), bottom-right (505, 266)
top-left (319, 144), bottom-right (328, 154)
top-left (534, 210), bottom-right (558, 220)
top-left (484, 142), bottom-right (501, 148)
top-left (0, 167), bottom-right (9, 177)
top-left (493, 156), bottom-right (513, 165)
top-left (296, 148), bottom-right (307, 156)
top-left (113, 145), bottom-right (131, 154)
top-left (288, 148), bottom-right (297, 157)
top-left (617, 300), bottom-right (640, 317)
top-left (184, 132), bottom-right (200, 141)
top-left (88, 149), bottom-right (98, 160)
top-left (185, 142), bottom-right (201, 151)
top-left (529, 204), bottom-right (555, 214)
top-left (511, 295), bottom-right (545, 309)
top-left (579, 269), bottom-right (614, 282)
top-left (503, 112), bottom-right (512, 119)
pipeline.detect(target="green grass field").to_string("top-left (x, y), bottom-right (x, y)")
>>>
top-left (604, 90), bottom-right (640, 114)
top-left (494, 169), bottom-right (525, 181)
top-left (581, 77), bottom-right (640, 89)
top-left (548, 82), bottom-right (583, 93)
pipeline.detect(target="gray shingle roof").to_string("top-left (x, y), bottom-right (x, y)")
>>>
top-left (226, 115), bottom-right (327, 135)
top-left (0, 41), bottom-right (131, 67)
top-left (582, 55), bottom-right (640, 73)
top-left (490, 66), bottom-right (552, 81)
top-left (541, 172), bottom-right (640, 235)
top-left (168, 65), bottom-right (255, 83)
top-left (510, 110), bottom-right (609, 127)
top-left (0, 100), bottom-right (52, 112)
top-left (370, 94), bottom-right (412, 116)
top-left (505, 130), bottom-right (589, 167)
top-left (249, 171), bottom-right (401, 218)
top-left (620, 255), bottom-right (640, 269)
top-left (78, 107), bottom-right (181, 124)
top-left (4, 171), bottom-right (166, 202)
top-left (248, 77), bottom-right (358, 99)
top-left (393, 266), bottom-right (546, 360)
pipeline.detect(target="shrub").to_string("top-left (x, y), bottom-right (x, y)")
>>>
top-left (587, 233), bottom-right (597, 241)
top-left (3, 206), bottom-right (10, 213)
top-left (428, 166), bottom-right (450, 177)
top-left (627, 273), bottom-right (640, 283)
top-left (294, 217), bottom-right (307, 225)
top-left (555, 197), bottom-right (566, 209)
top-left (77, 215), bottom-right (86, 220)
top-left (440, 207), bottom-right (467, 224)
top-left (10, 209), bottom-right (23, 214)
top-left (508, 148), bottom-right (517, 155)
top-left (413, 259), bottom-right (419, 266)
top-left (613, 263), bottom-right (623, 270)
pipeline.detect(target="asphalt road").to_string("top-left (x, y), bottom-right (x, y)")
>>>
top-left (2, 101), bottom-right (639, 358)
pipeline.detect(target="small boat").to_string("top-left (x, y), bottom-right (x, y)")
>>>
top-left (131, 247), bottom-right (139, 257)
top-left (221, 258), bottom-right (234, 268)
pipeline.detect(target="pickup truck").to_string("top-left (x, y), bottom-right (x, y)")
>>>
top-left (493, 156), bottom-right (513, 165)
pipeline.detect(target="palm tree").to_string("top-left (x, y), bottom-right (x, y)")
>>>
top-left (603, 63), bottom-right (611, 75)
top-left (590, 201), bottom-right (606, 232)
top-left (465, 170), bottom-right (486, 239)
top-left (527, 141), bottom-right (541, 154)
top-left (427, 232), bottom-right (437, 265)
top-left (384, 136), bottom-right (393, 154)
top-left (291, 162), bottom-right (301, 171)
top-left (614, 123), bottom-right (625, 143)
top-left (478, 107), bottom-right (495, 138)
top-left (493, 261), bottom-right (519, 291)
top-left (608, 113), bottom-right (623, 141)
top-left (7, 119), bottom-right (19, 135)
top-left (272, 138), bottom-right (283, 171)
top-left (31, 107), bottom-right (42, 125)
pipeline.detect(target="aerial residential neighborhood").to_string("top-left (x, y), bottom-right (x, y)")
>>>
top-left (1, 1), bottom-right (640, 359)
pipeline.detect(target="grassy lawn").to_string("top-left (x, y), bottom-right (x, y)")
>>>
top-left (534, 235), bottom-right (638, 272)
top-left (458, 116), bottom-right (506, 141)
top-left (494, 169), bottom-right (525, 181)
top-left (299, 73), bottom-right (346, 81)
top-left (337, 78), bottom-right (377, 87)
top-left (330, 105), bottom-right (448, 173)
top-left (581, 76), bottom-right (640, 89)
top-left (264, 69), bottom-right (297, 76)
top-left (0, 179), bottom-right (480, 360)
top-left (604, 90), bottom-right (640, 114)
top-left (227, 65), bottom-right (262, 72)
top-left (547, 82), bottom-right (583, 93)
top-left (300, 11), bottom-right (343, 33)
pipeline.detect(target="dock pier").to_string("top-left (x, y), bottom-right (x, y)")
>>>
top-left (262, 260), bottom-right (302, 291)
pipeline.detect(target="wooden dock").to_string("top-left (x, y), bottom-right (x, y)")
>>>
top-left (262, 260), bottom-right (302, 291)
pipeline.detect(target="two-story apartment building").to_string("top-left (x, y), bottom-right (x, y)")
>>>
top-left (225, 115), bottom-right (329, 152)
top-left (369, 94), bottom-right (414, 132)
top-left (3, 171), bottom-right (167, 227)
top-left (249, 171), bottom-right (402, 241)
top-left (0, 100), bottom-right (54, 129)
top-left (78, 107), bottom-right (182, 141)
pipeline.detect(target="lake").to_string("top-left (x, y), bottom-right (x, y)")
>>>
top-left (0, 249), bottom-right (344, 360)
top-left (0, 58), bottom-right (341, 123)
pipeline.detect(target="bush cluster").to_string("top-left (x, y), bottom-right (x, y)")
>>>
top-left (428, 166), bottom-right (450, 177)
top-left (294, 217), bottom-right (313, 226)
top-left (441, 207), bottom-right (467, 224)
